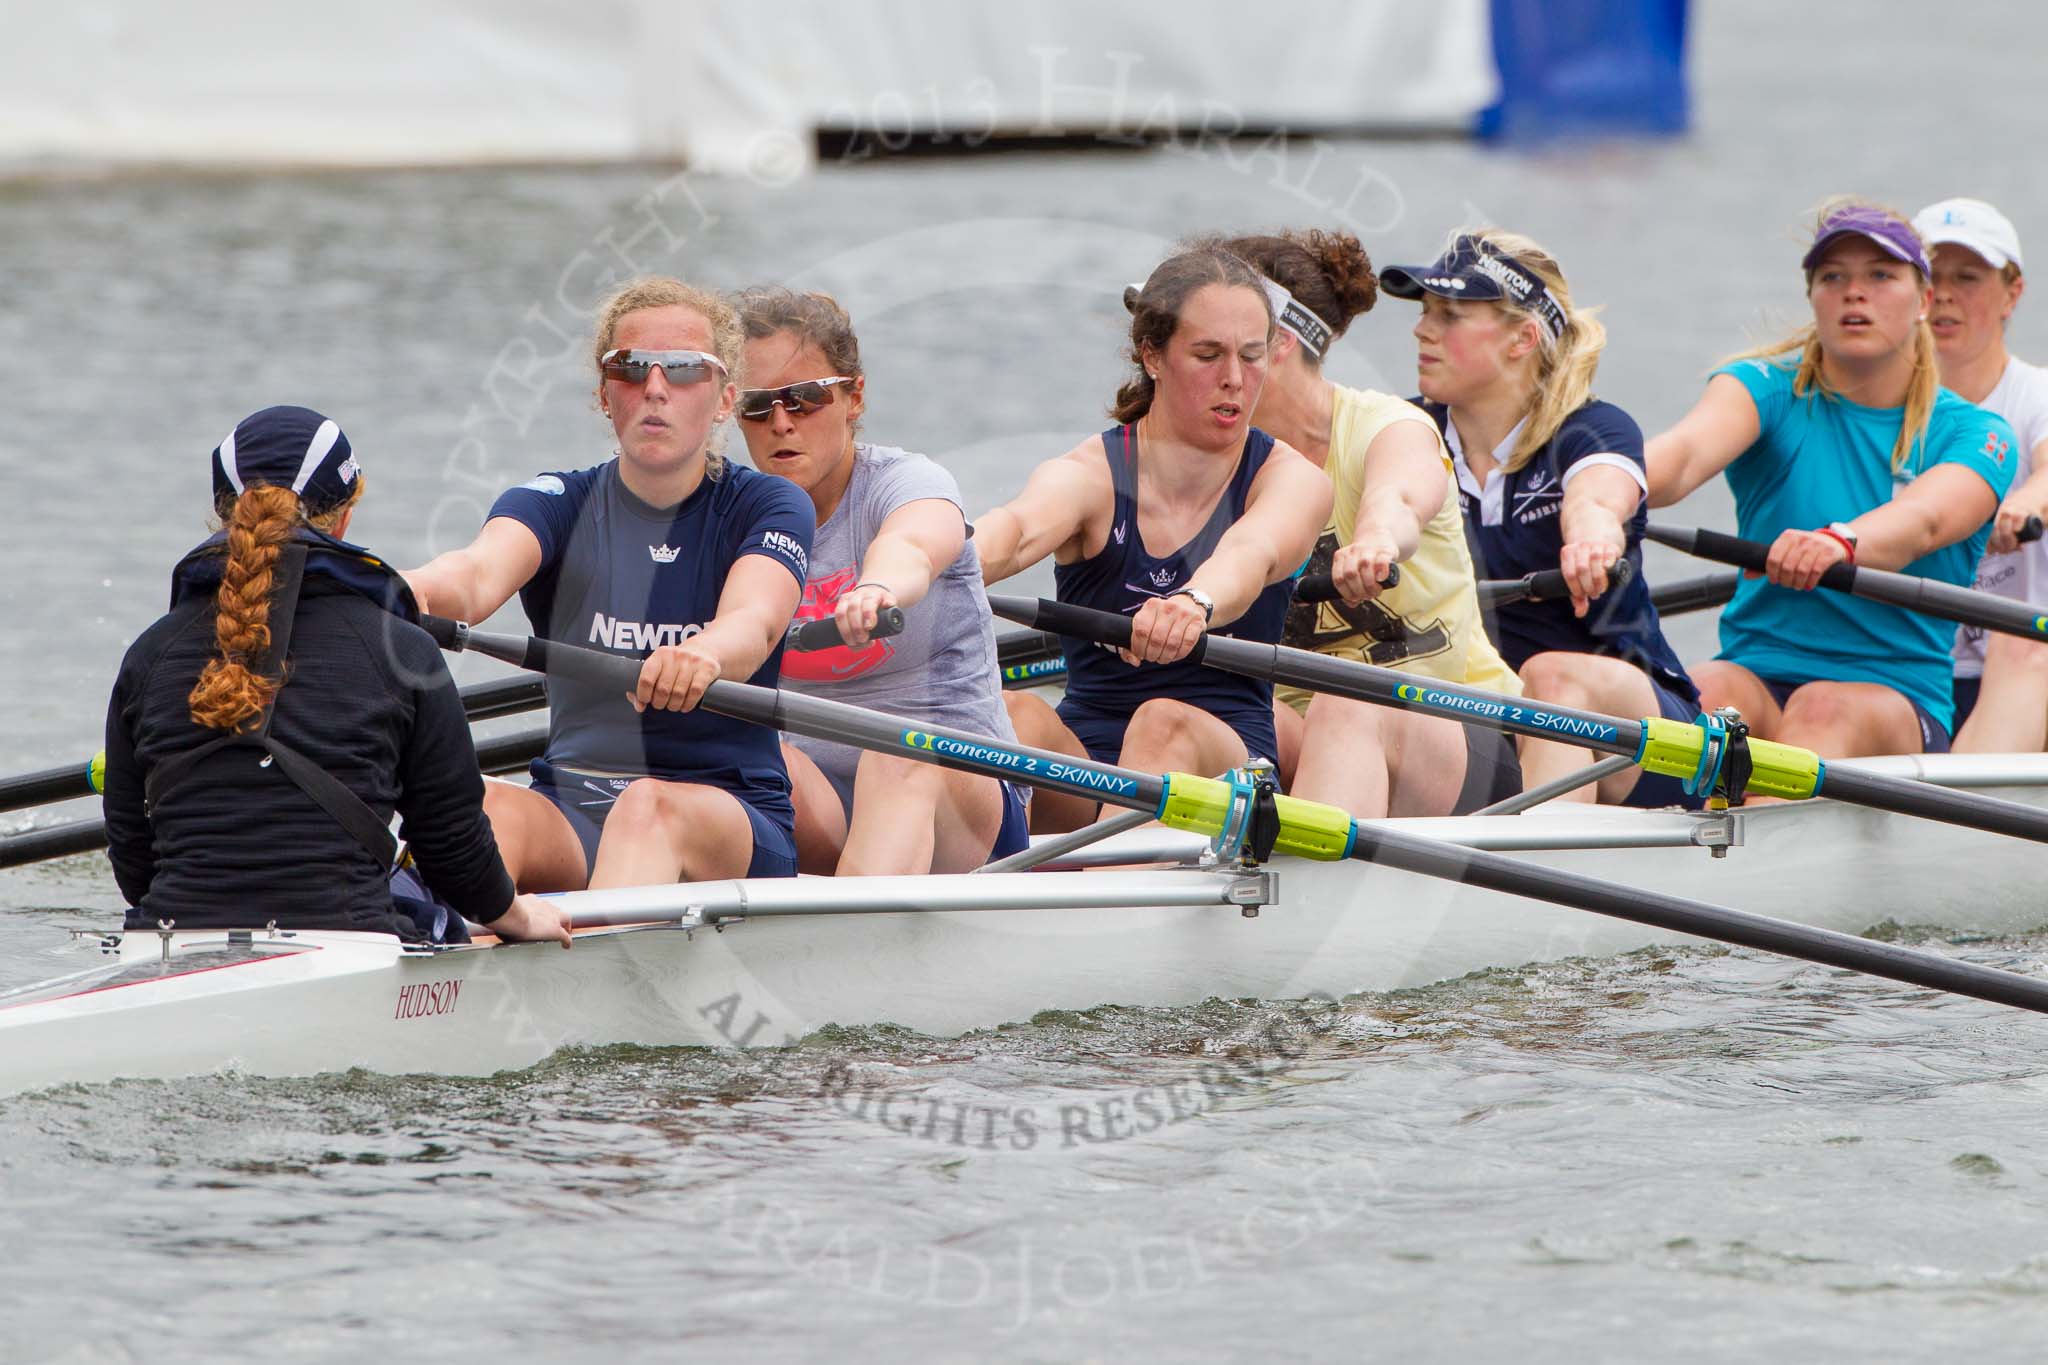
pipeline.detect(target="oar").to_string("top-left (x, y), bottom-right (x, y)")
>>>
top-left (420, 613), bottom-right (2048, 1018)
top-left (1651, 571), bottom-right (1739, 617)
top-left (984, 594), bottom-right (2048, 845)
top-left (1475, 559), bottom-right (1635, 610)
top-left (1646, 524), bottom-right (2048, 643)
top-left (0, 674), bottom-right (548, 817)
top-left (992, 568), bottom-right (1404, 686)
top-left (0, 725), bottom-right (550, 872)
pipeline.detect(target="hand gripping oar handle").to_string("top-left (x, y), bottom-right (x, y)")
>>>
top-left (420, 613), bottom-right (2048, 1018)
top-left (1645, 524), bottom-right (2048, 642)
top-left (1475, 557), bottom-right (1636, 610)
top-left (785, 606), bottom-right (906, 653)
top-left (1293, 565), bottom-right (1400, 604)
top-left (983, 594), bottom-right (2048, 845)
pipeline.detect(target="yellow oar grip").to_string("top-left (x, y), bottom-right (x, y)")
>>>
top-left (89, 749), bottom-right (107, 795)
top-left (1156, 774), bottom-right (1356, 861)
top-left (1635, 717), bottom-right (1821, 801)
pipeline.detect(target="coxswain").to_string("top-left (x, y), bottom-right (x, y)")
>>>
top-left (1222, 227), bottom-right (1523, 818)
top-left (103, 406), bottom-right (569, 945)
top-left (975, 245), bottom-right (1332, 832)
top-left (733, 286), bottom-right (1029, 873)
top-left (1376, 227), bottom-right (1701, 807)
top-left (1910, 199), bottom-right (2048, 751)
top-left (406, 278), bottom-right (814, 888)
top-left (1647, 200), bottom-right (2017, 758)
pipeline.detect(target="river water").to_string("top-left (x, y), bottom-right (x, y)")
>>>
top-left (5, 3), bottom-right (2048, 1360)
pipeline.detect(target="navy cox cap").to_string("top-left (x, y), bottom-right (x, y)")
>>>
top-left (210, 405), bottom-right (361, 512)
top-left (1380, 235), bottom-right (1569, 341)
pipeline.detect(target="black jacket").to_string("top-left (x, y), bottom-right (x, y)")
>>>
top-left (103, 539), bottom-right (514, 936)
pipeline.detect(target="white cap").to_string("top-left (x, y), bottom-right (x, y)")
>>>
top-left (1913, 197), bottom-right (2024, 271)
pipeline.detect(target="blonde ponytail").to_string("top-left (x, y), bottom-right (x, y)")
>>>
top-left (1723, 195), bottom-right (1939, 475)
top-left (1454, 227), bottom-right (1607, 471)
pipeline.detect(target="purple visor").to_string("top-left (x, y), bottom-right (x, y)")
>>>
top-left (1801, 207), bottom-right (1931, 277)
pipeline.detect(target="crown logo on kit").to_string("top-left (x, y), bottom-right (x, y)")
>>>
top-left (649, 544), bottom-right (680, 563)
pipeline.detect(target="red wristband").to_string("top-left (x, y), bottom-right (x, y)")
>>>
top-left (1814, 526), bottom-right (1857, 563)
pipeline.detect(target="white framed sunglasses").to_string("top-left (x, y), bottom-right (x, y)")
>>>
top-left (600, 348), bottom-right (728, 386)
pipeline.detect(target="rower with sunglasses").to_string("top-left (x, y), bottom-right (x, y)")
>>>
top-left (405, 277), bottom-right (814, 891)
top-left (976, 245), bottom-right (1333, 833)
top-left (734, 287), bottom-right (1028, 875)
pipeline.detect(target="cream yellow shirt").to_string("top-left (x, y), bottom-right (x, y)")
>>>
top-left (1279, 385), bottom-right (1521, 712)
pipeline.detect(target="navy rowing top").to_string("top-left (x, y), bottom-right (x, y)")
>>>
top-left (487, 459), bottom-right (814, 821)
top-left (1418, 398), bottom-right (1697, 705)
top-left (1052, 423), bottom-right (1291, 720)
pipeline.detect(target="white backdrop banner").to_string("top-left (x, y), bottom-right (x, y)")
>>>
top-left (0, 1), bottom-right (1495, 175)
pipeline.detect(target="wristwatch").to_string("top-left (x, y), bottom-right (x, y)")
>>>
top-left (1820, 521), bottom-right (1859, 561)
top-left (1168, 586), bottom-right (1215, 623)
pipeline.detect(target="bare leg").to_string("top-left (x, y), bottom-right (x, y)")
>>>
top-left (839, 752), bottom-right (1007, 876)
top-left (1516, 651), bottom-right (1670, 804)
top-left (481, 779), bottom-right (591, 893)
top-left (1115, 697), bottom-right (1251, 782)
top-left (1290, 695), bottom-right (1470, 818)
top-left (1689, 659), bottom-right (1784, 734)
top-left (1776, 681), bottom-right (1924, 758)
top-left (1272, 698), bottom-right (1306, 788)
top-left (1955, 633), bottom-right (2048, 753)
top-left (1003, 690), bottom-right (1098, 833)
top-left (587, 779), bottom-right (758, 888)
top-left (783, 742), bottom-right (849, 875)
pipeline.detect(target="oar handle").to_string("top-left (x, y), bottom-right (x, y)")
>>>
top-left (2022, 515), bottom-right (2044, 545)
top-left (996, 627), bottom-right (1061, 666)
top-left (1475, 557), bottom-right (1635, 609)
top-left (1649, 570), bottom-right (1740, 617)
top-left (785, 606), bottom-right (905, 653)
top-left (1647, 523), bottom-right (2048, 641)
top-left (1293, 565), bottom-right (1401, 604)
top-left (987, 595), bottom-right (1178, 656)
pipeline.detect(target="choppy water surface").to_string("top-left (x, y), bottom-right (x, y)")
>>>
top-left (8, 3), bottom-right (2048, 1358)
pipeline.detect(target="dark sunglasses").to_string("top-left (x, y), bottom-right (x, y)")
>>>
top-left (600, 348), bottom-right (728, 386)
top-left (736, 376), bottom-right (857, 421)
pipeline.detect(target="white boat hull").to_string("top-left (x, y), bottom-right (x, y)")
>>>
top-left (5, 758), bottom-right (2048, 1096)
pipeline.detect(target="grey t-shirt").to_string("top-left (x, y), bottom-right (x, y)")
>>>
top-left (780, 444), bottom-right (1016, 798)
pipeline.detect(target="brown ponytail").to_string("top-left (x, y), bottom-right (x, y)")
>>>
top-left (188, 479), bottom-right (363, 731)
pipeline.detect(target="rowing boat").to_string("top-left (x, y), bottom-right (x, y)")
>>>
top-left (6, 751), bottom-right (2045, 1097)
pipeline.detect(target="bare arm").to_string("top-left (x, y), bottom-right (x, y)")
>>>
top-left (402, 517), bottom-right (544, 624)
top-left (1844, 464), bottom-right (2000, 571)
top-left (1188, 442), bottom-right (1333, 624)
top-left (1645, 374), bottom-right (1761, 508)
top-left (975, 444), bottom-right (1110, 584)
top-left (1329, 420), bottom-right (1447, 603)
top-left (1557, 463), bottom-right (1644, 616)
top-left (634, 555), bottom-right (804, 713)
top-left (833, 498), bottom-right (965, 648)
top-left (1987, 437), bottom-right (2048, 553)
top-left (1765, 464), bottom-right (2001, 589)
top-left (1127, 442), bottom-right (1332, 664)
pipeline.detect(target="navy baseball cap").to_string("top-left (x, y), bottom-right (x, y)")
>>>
top-left (1379, 235), bottom-right (1569, 340)
top-left (210, 406), bottom-right (360, 511)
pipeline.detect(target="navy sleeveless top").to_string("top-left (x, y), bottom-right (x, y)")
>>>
top-left (1052, 423), bottom-right (1292, 721)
